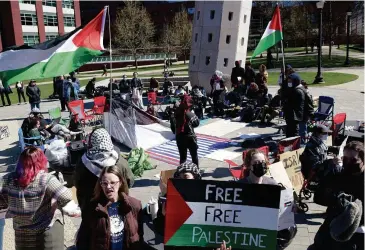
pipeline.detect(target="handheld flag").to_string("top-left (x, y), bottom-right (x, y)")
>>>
top-left (250, 6), bottom-right (283, 61)
top-left (0, 7), bottom-right (107, 85)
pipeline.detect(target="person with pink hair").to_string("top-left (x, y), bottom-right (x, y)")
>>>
top-left (0, 146), bottom-right (80, 250)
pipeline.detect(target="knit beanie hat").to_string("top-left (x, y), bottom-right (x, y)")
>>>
top-left (330, 199), bottom-right (363, 242)
top-left (174, 162), bottom-right (201, 180)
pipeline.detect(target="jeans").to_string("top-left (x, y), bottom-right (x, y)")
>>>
top-left (176, 135), bottom-right (199, 167)
top-left (30, 102), bottom-right (40, 110)
top-left (0, 219), bottom-right (4, 250)
top-left (299, 121), bottom-right (307, 145)
top-left (17, 90), bottom-right (26, 103)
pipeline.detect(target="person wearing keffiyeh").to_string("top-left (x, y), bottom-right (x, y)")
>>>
top-left (74, 128), bottom-right (134, 214)
top-left (170, 94), bottom-right (200, 167)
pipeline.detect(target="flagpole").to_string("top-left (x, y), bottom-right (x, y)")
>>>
top-left (107, 5), bottom-right (113, 131)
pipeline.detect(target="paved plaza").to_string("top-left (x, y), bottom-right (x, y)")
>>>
top-left (0, 66), bottom-right (363, 249)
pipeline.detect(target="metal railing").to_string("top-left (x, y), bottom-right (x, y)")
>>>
top-left (89, 53), bottom-right (177, 63)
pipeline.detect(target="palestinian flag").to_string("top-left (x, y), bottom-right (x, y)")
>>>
top-left (251, 6), bottom-right (283, 61)
top-left (165, 179), bottom-right (281, 250)
top-left (0, 7), bottom-right (107, 85)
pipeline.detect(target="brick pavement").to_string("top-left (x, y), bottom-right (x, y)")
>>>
top-left (0, 67), bottom-right (362, 249)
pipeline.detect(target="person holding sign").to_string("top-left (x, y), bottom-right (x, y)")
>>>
top-left (76, 165), bottom-right (144, 250)
top-left (311, 141), bottom-right (364, 250)
top-left (170, 95), bottom-right (200, 166)
top-left (238, 148), bottom-right (277, 185)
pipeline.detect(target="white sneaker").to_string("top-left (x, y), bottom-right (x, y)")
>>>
top-left (70, 131), bottom-right (83, 135)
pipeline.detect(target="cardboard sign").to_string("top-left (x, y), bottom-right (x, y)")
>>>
top-left (268, 161), bottom-right (293, 189)
top-left (165, 179), bottom-right (281, 249)
top-left (160, 169), bottom-right (176, 186)
top-left (278, 189), bottom-right (295, 230)
top-left (279, 148), bottom-right (304, 192)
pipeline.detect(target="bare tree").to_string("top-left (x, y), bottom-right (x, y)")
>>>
top-left (160, 22), bottom-right (176, 66)
top-left (114, 1), bottom-right (155, 69)
top-left (171, 10), bottom-right (192, 64)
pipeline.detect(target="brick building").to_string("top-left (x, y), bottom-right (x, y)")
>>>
top-left (0, 0), bottom-right (81, 51)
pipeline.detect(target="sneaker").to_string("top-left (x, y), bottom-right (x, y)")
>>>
top-left (70, 131), bottom-right (83, 135)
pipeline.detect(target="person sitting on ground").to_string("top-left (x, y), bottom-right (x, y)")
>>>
top-left (174, 85), bottom-right (185, 97)
top-left (245, 82), bottom-right (260, 100)
top-left (261, 89), bottom-right (282, 123)
top-left (27, 117), bottom-right (43, 146)
top-left (255, 64), bottom-right (269, 104)
top-left (0, 147), bottom-right (80, 250)
top-left (85, 77), bottom-right (96, 98)
top-left (310, 141), bottom-right (364, 250)
top-left (74, 128), bottom-right (134, 214)
top-left (300, 124), bottom-right (341, 180)
top-left (76, 165), bottom-right (143, 250)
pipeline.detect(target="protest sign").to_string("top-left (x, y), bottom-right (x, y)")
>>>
top-left (278, 189), bottom-right (295, 230)
top-left (268, 161), bottom-right (293, 189)
top-left (279, 148), bottom-right (304, 192)
top-left (165, 179), bottom-right (281, 249)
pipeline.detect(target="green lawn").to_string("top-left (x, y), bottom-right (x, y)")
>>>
top-left (250, 55), bottom-right (364, 69)
top-left (337, 46), bottom-right (365, 53)
top-left (267, 72), bottom-right (358, 86)
top-left (247, 47), bottom-right (307, 56)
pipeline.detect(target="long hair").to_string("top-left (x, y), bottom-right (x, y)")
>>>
top-left (92, 166), bottom-right (129, 202)
top-left (16, 146), bottom-right (48, 188)
top-left (243, 148), bottom-right (269, 168)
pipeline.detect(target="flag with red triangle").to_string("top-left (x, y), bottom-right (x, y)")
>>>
top-left (164, 179), bottom-right (281, 249)
top-left (251, 6), bottom-right (283, 60)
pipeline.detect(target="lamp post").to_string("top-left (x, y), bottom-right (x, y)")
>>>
top-left (344, 9), bottom-right (352, 65)
top-left (313, 0), bottom-right (325, 84)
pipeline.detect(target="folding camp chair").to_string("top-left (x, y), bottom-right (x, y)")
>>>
top-left (277, 136), bottom-right (301, 154)
top-left (225, 146), bottom-right (269, 181)
top-left (67, 100), bottom-right (95, 127)
top-left (48, 107), bottom-right (70, 127)
top-left (314, 96), bottom-right (334, 124)
top-left (18, 128), bottom-right (44, 151)
top-left (331, 113), bottom-right (347, 146)
top-left (147, 91), bottom-right (163, 113)
top-left (90, 96), bottom-right (106, 125)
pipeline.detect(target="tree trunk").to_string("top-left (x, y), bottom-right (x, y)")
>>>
top-left (305, 9), bottom-right (309, 54)
top-left (328, 2), bottom-right (332, 60)
top-left (134, 53), bottom-right (138, 69)
top-left (183, 49), bottom-right (186, 64)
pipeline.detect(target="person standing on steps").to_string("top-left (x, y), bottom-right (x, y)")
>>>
top-left (170, 94), bottom-right (200, 167)
top-left (26, 80), bottom-right (41, 110)
top-left (16, 81), bottom-right (26, 104)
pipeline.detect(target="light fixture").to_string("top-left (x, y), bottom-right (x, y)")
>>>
top-left (316, 1), bottom-right (325, 9)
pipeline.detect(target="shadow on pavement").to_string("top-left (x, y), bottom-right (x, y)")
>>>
top-left (209, 167), bottom-right (232, 179)
top-left (0, 143), bottom-right (19, 172)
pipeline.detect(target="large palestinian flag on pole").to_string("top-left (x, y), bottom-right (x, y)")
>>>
top-left (0, 7), bottom-right (107, 85)
top-left (165, 179), bottom-right (281, 249)
top-left (251, 6), bottom-right (283, 61)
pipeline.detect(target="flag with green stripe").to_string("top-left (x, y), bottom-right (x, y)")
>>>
top-left (251, 6), bottom-right (283, 61)
top-left (164, 179), bottom-right (281, 249)
top-left (0, 7), bottom-right (107, 85)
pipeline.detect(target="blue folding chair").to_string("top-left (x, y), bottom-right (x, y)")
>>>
top-left (18, 128), bottom-right (44, 151)
top-left (314, 96), bottom-right (334, 124)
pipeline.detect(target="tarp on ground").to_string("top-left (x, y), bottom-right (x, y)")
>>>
top-left (104, 96), bottom-right (174, 149)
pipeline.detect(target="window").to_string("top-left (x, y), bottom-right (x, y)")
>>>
top-left (62, 0), bottom-right (74, 9)
top-left (64, 16), bottom-right (75, 27)
top-left (44, 14), bottom-right (58, 26)
top-left (244, 15), bottom-right (247, 23)
top-left (205, 56), bottom-right (210, 65)
top-left (20, 13), bottom-right (37, 26)
top-left (46, 35), bottom-right (57, 41)
top-left (208, 33), bottom-right (213, 42)
top-left (197, 11), bottom-right (200, 20)
top-left (224, 58), bottom-right (229, 67)
top-left (195, 33), bottom-right (198, 42)
top-left (228, 12), bottom-right (233, 21)
top-left (241, 37), bottom-right (244, 46)
top-left (193, 56), bottom-right (196, 64)
top-left (19, 0), bottom-right (35, 4)
top-left (210, 10), bottom-right (215, 19)
top-left (42, 0), bottom-right (56, 7)
top-left (226, 35), bottom-right (231, 44)
top-left (23, 35), bottom-right (39, 46)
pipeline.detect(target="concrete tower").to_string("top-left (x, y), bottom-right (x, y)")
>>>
top-left (189, 0), bottom-right (252, 89)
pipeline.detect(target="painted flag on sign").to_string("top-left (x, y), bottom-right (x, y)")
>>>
top-left (0, 7), bottom-right (107, 85)
top-left (251, 6), bottom-right (283, 61)
top-left (165, 179), bottom-right (281, 249)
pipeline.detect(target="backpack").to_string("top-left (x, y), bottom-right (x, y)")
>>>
top-left (297, 86), bottom-right (314, 119)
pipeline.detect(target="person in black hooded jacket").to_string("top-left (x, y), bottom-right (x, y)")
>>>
top-left (170, 95), bottom-right (200, 167)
